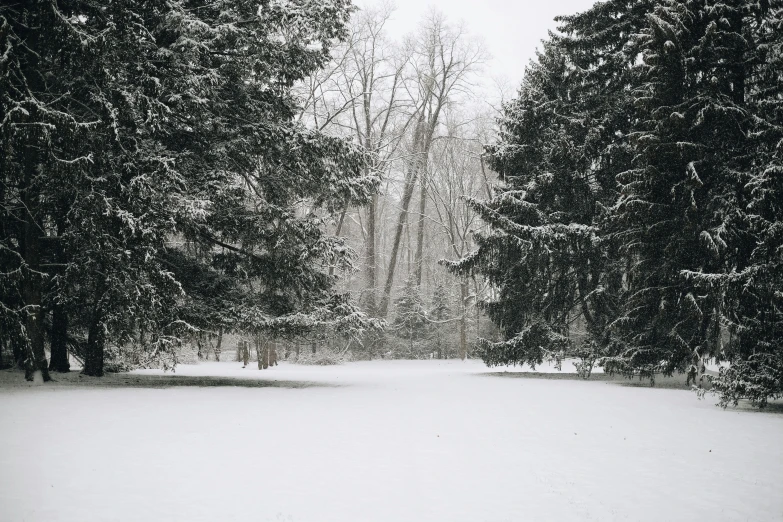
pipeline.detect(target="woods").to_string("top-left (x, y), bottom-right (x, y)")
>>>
top-left (1, 0), bottom-right (781, 409)
top-left (2, 2), bottom-right (783, 521)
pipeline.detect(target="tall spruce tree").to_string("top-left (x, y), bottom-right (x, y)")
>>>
top-left (607, 0), bottom-right (760, 381)
top-left (686, 1), bottom-right (783, 405)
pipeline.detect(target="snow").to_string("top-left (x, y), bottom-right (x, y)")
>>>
top-left (1, 360), bottom-right (782, 522)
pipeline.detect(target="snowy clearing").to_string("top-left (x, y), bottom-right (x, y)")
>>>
top-left (1, 360), bottom-right (782, 522)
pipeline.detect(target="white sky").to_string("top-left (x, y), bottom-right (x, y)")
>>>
top-left (353, 0), bottom-right (599, 94)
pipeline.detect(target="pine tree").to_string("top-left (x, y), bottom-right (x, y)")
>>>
top-left (1, 0), bottom-right (377, 377)
top-left (690, 1), bottom-right (783, 405)
top-left (448, 0), bottom-right (650, 368)
top-left (392, 278), bottom-right (429, 356)
top-left (450, 0), bottom-right (782, 402)
top-left (607, 0), bottom-right (757, 381)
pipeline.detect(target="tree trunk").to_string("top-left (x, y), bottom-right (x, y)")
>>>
top-left (20, 184), bottom-right (50, 382)
top-left (378, 113), bottom-right (437, 317)
top-left (11, 333), bottom-right (25, 369)
top-left (83, 310), bottom-right (106, 377)
top-left (414, 171), bottom-right (427, 286)
top-left (49, 217), bottom-right (70, 372)
top-left (256, 335), bottom-right (269, 370)
top-left (0, 336), bottom-right (12, 369)
top-left (405, 221), bottom-right (411, 276)
top-left (49, 302), bottom-right (70, 372)
top-left (365, 192), bottom-right (378, 312)
top-left (255, 336), bottom-right (263, 369)
top-left (196, 333), bottom-right (205, 360)
top-left (378, 154), bottom-right (423, 317)
top-left (214, 327), bottom-right (223, 362)
top-left (459, 280), bottom-right (468, 360)
top-left (329, 208), bottom-right (348, 277)
top-left (82, 281), bottom-right (107, 377)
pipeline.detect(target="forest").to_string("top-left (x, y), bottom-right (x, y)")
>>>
top-left (1, 0), bottom-right (782, 410)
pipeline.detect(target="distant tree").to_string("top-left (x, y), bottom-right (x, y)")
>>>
top-left (378, 12), bottom-right (485, 318)
top-left (392, 277), bottom-right (429, 356)
top-left (429, 282), bottom-right (451, 359)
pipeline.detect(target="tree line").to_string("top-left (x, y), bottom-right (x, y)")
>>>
top-left (296, 4), bottom-right (497, 360)
top-left (450, 0), bottom-right (783, 406)
top-left (0, 0), bottom-right (379, 379)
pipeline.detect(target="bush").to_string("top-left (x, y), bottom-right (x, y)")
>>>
top-left (291, 347), bottom-right (351, 366)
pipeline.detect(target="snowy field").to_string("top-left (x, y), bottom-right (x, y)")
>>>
top-left (1, 360), bottom-right (782, 522)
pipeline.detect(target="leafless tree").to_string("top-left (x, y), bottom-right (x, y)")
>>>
top-left (377, 11), bottom-right (486, 318)
top-left (425, 110), bottom-right (495, 358)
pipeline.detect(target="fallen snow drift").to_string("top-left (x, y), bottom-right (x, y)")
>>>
top-left (1, 360), bottom-right (781, 522)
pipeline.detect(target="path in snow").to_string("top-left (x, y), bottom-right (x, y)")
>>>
top-left (1, 360), bottom-right (781, 522)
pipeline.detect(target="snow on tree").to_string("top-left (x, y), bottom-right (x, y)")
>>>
top-left (0, 0), bottom-right (377, 377)
top-left (451, 0), bottom-right (783, 404)
top-left (392, 277), bottom-right (430, 356)
top-left (446, 5), bottom-right (641, 368)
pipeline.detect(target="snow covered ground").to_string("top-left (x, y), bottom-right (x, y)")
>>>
top-left (1, 359), bottom-right (781, 522)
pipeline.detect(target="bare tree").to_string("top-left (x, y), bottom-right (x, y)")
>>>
top-left (377, 11), bottom-right (486, 318)
top-left (426, 110), bottom-right (495, 358)
top-left (297, 3), bottom-right (415, 308)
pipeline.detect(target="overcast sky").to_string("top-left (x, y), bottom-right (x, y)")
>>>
top-left (353, 0), bottom-right (599, 94)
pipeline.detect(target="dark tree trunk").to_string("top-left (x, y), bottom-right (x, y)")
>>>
top-left (83, 313), bottom-right (106, 377)
top-left (49, 217), bottom-right (70, 372)
top-left (11, 334), bottom-right (25, 369)
top-left (255, 334), bottom-right (269, 370)
top-left (82, 281), bottom-right (107, 377)
top-left (214, 328), bottom-right (223, 362)
top-left (365, 192), bottom-right (378, 312)
top-left (459, 280), bottom-right (468, 360)
top-left (0, 337), bottom-right (11, 370)
top-left (414, 171), bottom-right (427, 286)
top-left (20, 184), bottom-right (50, 382)
top-left (49, 302), bottom-right (70, 372)
top-left (196, 334), bottom-right (205, 360)
top-left (241, 340), bottom-right (249, 367)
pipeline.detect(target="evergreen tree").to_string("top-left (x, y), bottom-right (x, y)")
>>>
top-left (1, 0), bottom-right (376, 377)
top-left (608, 0), bottom-right (758, 381)
top-left (392, 278), bottom-right (429, 356)
top-left (447, 0), bottom-right (650, 368)
top-left (689, 1), bottom-right (783, 405)
top-left (453, 0), bottom-right (782, 404)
